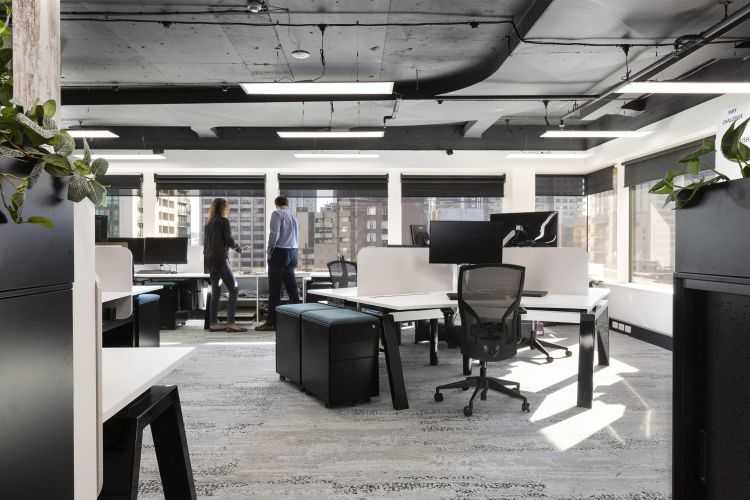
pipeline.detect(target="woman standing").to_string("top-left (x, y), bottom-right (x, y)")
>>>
top-left (204, 198), bottom-right (248, 332)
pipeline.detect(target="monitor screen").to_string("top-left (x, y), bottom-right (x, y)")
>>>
top-left (143, 237), bottom-right (189, 264)
top-left (490, 211), bottom-right (558, 247)
top-left (410, 224), bottom-right (430, 247)
top-left (107, 238), bottom-right (145, 264)
top-left (95, 215), bottom-right (108, 243)
top-left (428, 221), bottom-right (504, 264)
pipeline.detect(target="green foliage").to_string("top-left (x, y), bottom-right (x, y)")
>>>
top-left (650, 119), bottom-right (750, 209)
top-left (0, 4), bottom-right (109, 227)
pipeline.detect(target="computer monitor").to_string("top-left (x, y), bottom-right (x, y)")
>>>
top-left (490, 211), bottom-right (558, 247)
top-left (143, 237), bottom-right (189, 264)
top-left (95, 215), bottom-right (108, 243)
top-left (410, 224), bottom-right (430, 247)
top-left (428, 221), bottom-right (503, 264)
top-left (107, 237), bottom-right (145, 264)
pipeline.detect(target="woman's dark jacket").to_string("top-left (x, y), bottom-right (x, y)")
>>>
top-left (203, 216), bottom-right (241, 273)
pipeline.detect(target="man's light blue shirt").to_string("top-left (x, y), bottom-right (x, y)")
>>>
top-left (267, 207), bottom-right (299, 253)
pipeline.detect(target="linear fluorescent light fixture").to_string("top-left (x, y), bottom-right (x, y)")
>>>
top-left (507, 152), bottom-right (591, 159)
top-left (240, 81), bottom-right (394, 95)
top-left (278, 130), bottom-right (384, 139)
top-left (617, 81), bottom-right (750, 94)
top-left (541, 130), bottom-right (652, 138)
top-left (67, 130), bottom-right (119, 138)
top-left (294, 153), bottom-right (380, 159)
top-left (75, 153), bottom-right (166, 161)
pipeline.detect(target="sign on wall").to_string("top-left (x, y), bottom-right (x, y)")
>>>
top-left (716, 102), bottom-right (750, 178)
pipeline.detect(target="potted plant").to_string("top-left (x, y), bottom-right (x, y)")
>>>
top-left (0, 2), bottom-right (108, 227)
top-left (649, 117), bottom-right (750, 208)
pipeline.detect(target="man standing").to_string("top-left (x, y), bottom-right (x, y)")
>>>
top-left (256, 196), bottom-right (300, 331)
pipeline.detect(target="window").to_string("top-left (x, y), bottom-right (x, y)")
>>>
top-left (586, 167), bottom-right (617, 280)
top-left (400, 175), bottom-right (505, 244)
top-left (280, 175), bottom-right (389, 271)
top-left (155, 175), bottom-right (266, 272)
top-left (534, 195), bottom-right (587, 248)
top-left (630, 180), bottom-right (675, 285)
top-left (94, 175), bottom-right (143, 237)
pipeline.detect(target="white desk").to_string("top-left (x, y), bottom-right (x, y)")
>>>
top-left (309, 287), bottom-right (610, 410)
top-left (102, 285), bottom-right (163, 304)
top-left (102, 347), bottom-right (194, 421)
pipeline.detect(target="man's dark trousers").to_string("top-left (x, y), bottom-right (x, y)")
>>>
top-left (267, 247), bottom-right (300, 324)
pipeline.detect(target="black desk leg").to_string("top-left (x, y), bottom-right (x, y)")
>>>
top-left (596, 305), bottom-right (610, 367)
top-left (462, 355), bottom-right (472, 375)
top-left (396, 323), bottom-right (402, 346)
top-left (380, 314), bottom-right (409, 410)
top-left (577, 313), bottom-right (596, 409)
top-left (151, 392), bottom-right (196, 500)
top-left (204, 291), bottom-right (211, 330)
top-left (429, 318), bottom-right (438, 366)
top-left (442, 308), bottom-right (457, 348)
top-left (100, 419), bottom-right (142, 499)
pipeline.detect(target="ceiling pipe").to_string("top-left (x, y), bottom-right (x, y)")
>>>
top-left (562, 2), bottom-right (750, 121)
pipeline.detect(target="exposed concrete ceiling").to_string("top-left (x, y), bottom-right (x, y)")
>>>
top-left (58, 0), bottom-right (750, 149)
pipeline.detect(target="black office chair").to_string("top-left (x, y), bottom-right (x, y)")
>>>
top-left (327, 257), bottom-right (357, 289)
top-left (434, 264), bottom-right (530, 416)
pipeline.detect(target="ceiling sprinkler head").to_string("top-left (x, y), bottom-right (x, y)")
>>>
top-left (291, 49), bottom-right (311, 59)
top-left (247, 1), bottom-right (263, 13)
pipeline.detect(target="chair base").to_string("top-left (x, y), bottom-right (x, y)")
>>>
top-left (434, 364), bottom-right (530, 416)
top-left (518, 337), bottom-right (572, 363)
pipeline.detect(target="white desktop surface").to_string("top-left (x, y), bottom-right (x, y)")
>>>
top-left (309, 287), bottom-right (609, 312)
top-left (134, 271), bottom-right (313, 279)
top-left (102, 285), bottom-right (163, 303)
top-left (102, 347), bottom-right (194, 421)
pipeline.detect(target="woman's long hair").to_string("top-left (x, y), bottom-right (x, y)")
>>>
top-left (208, 198), bottom-right (228, 221)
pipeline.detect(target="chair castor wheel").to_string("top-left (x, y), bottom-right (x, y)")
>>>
top-left (463, 406), bottom-right (473, 417)
top-left (546, 356), bottom-right (554, 363)
top-left (434, 392), bottom-right (444, 402)
top-left (522, 401), bottom-right (531, 412)
top-left (565, 350), bottom-right (572, 357)
top-left (462, 386), bottom-right (470, 391)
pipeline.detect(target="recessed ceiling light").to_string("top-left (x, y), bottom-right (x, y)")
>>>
top-left (506, 152), bottom-right (591, 159)
top-left (291, 49), bottom-right (310, 59)
top-left (75, 153), bottom-right (166, 161)
top-left (239, 81), bottom-right (394, 95)
top-left (67, 130), bottom-right (119, 138)
top-left (541, 130), bottom-right (652, 138)
top-left (278, 130), bottom-right (384, 138)
top-left (294, 153), bottom-right (380, 159)
top-left (617, 81), bottom-right (750, 94)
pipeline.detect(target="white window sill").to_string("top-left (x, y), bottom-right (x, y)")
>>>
top-left (596, 280), bottom-right (674, 295)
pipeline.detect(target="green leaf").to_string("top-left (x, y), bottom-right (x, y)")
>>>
top-left (685, 158), bottom-right (700, 175)
top-left (67, 174), bottom-right (91, 203)
top-left (90, 157), bottom-right (108, 177)
top-left (679, 139), bottom-right (715, 163)
top-left (42, 99), bottom-right (56, 118)
top-left (83, 138), bottom-right (92, 165)
top-left (88, 180), bottom-right (106, 206)
top-left (74, 159), bottom-right (91, 176)
top-left (721, 118), bottom-right (749, 163)
top-left (649, 179), bottom-right (672, 195)
top-left (26, 161), bottom-right (45, 188)
top-left (53, 131), bottom-right (75, 157)
top-left (42, 153), bottom-right (72, 176)
top-left (27, 215), bottom-right (53, 228)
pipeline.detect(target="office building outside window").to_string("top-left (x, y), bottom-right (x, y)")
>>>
top-left (587, 189), bottom-right (617, 280)
top-left (96, 195), bottom-right (143, 237)
top-left (280, 175), bottom-right (389, 271)
top-left (630, 180), bottom-right (675, 285)
top-left (535, 175), bottom-right (587, 249)
top-left (400, 175), bottom-right (506, 244)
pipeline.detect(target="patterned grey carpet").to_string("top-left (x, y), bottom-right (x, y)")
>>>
top-left (137, 321), bottom-right (672, 499)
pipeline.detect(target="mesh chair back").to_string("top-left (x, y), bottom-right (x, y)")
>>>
top-left (327, 258), bottom-right (358, 288)
top-left (458, 264), bottom-right (525, 362)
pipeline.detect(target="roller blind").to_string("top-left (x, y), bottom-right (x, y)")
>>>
top-left (623, 138), bottom-right (715, 187)
top-left (97, 174), bottom-right (142, 196)
top-left (279, 175), bottom-right (388, 197)
top-left (535, 175), bottom-right (586, 197)
top-left (401, 175), bottom-right (505, 198)
top-left (584, 166), bottom-right (615, 195)
top-left (154, 175), bottom-right (265, 197)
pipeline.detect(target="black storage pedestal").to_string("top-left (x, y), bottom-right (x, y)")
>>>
top-left (276, 303), bottom-right (334, 387)
top-left (301, 309), bottom-right (380, 407)
top-left (673, 177), bottom-right (750, 500)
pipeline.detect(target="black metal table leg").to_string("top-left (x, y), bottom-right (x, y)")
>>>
top-left (441, 308), bottom-right (457, 348)
top-left (429, 318), bottom-right (438, 365)
top-left (463, 354), bottom-right (472, 375)
top-left (380, 314), bottom-right (409, 410)
top-left (577, 312), bottom-right (596, 408)
top-left (596, 304), bottom-right (610, 366)
top-left (151, 391), bottom-right (196, 499)
top-left (203, 291), bottom-right (211, 330)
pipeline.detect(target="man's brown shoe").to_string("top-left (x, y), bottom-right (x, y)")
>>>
top-left (254, 322), bottom-right (276, 331)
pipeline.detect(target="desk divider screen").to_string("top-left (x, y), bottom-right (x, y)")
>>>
top-left (357, 247), bottom-right (454, 296)
top-left (503, 247), bottom-right (589, 295)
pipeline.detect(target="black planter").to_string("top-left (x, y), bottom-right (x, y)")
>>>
top-left (0, 155), bottom-right (74, 291)
top-left (675, 177), bottom-right (750, 279)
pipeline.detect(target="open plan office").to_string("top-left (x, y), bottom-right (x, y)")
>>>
top-left (2, 1), bottom-right (750, 499)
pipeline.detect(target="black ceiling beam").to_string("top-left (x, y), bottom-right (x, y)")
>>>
top-left (76, 124), bottom-right (591, 151)
top-left (60, 85), bottom-right (598, 106)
